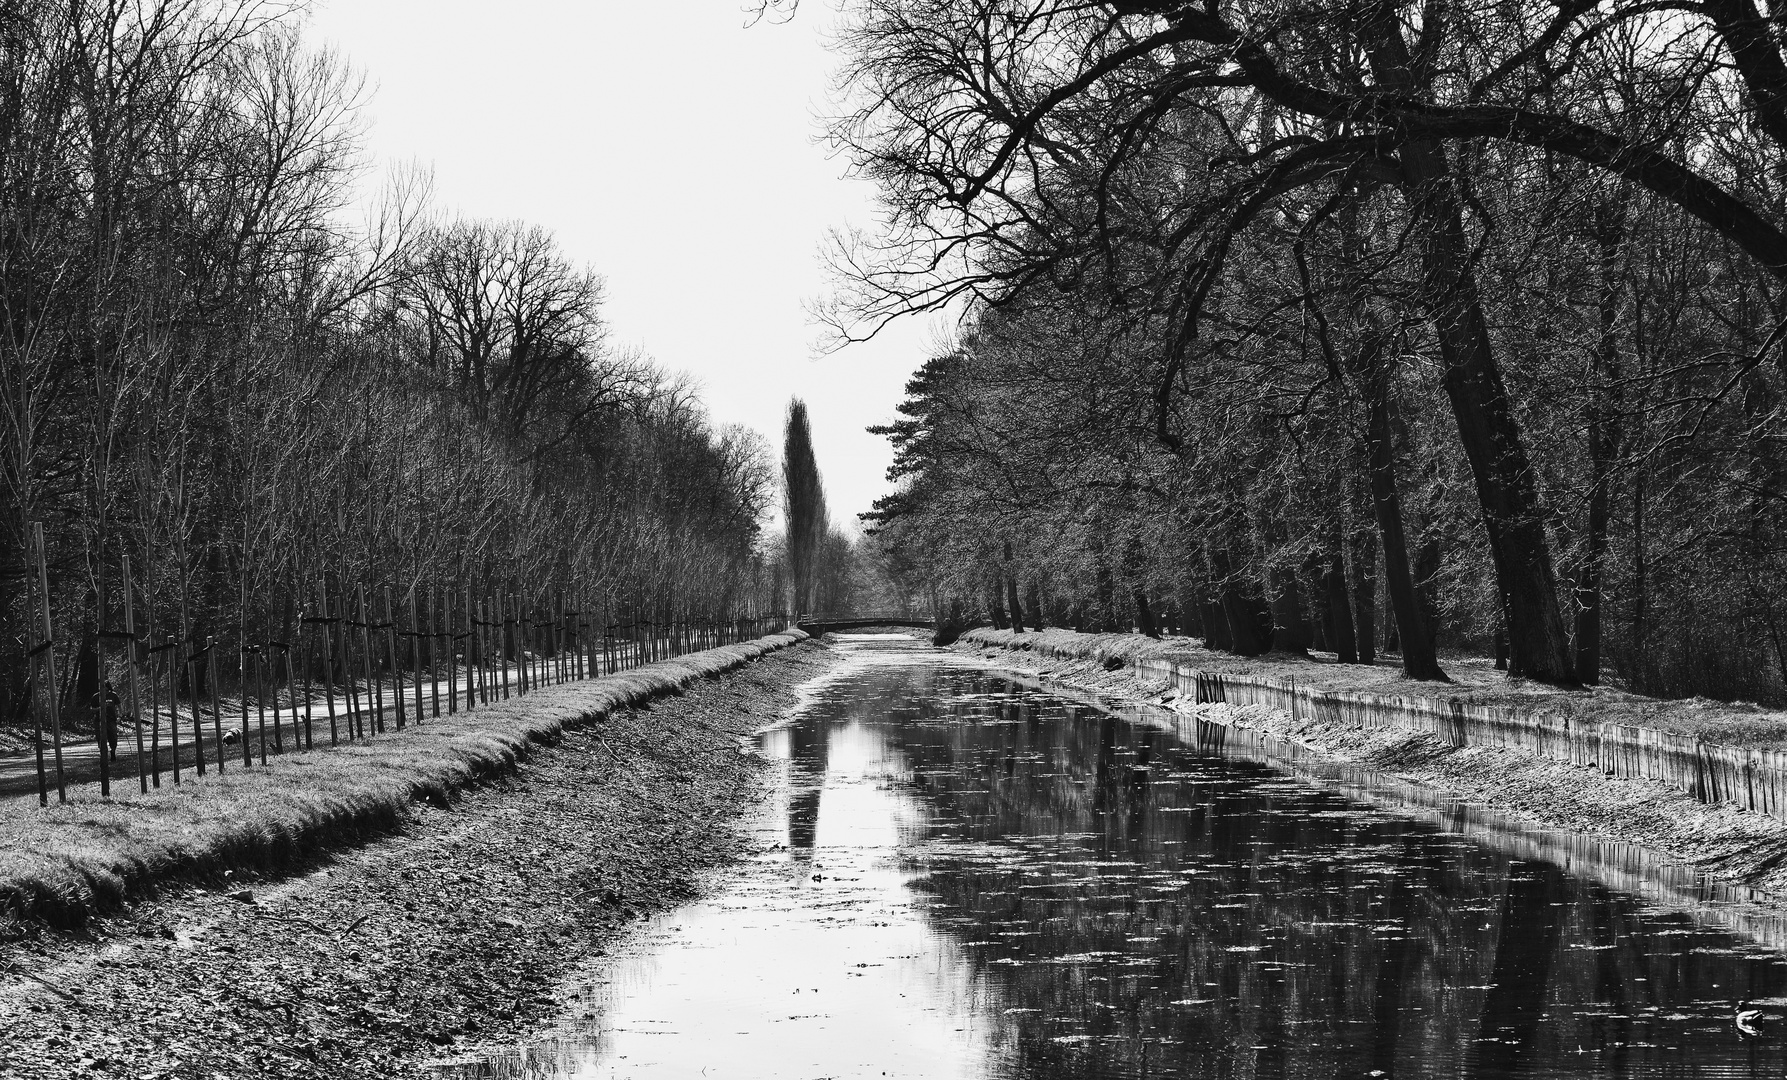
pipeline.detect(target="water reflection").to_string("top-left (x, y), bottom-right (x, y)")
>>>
top-left (447, 636), bottom-right (1787, 1079)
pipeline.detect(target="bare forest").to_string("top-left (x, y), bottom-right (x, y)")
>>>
top-left (0, 2), bottom-right (780, 734)
top-left (825, 0), bottom-right (1787, 701)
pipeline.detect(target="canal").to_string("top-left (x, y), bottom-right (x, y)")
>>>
top-left (454, 634), bottom-right (1787, 1078)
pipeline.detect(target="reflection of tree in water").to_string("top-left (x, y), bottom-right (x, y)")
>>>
top-left (785, 715), bottom-right (829, 859)
top-left (880, 671), bottom-right (1787, 1079)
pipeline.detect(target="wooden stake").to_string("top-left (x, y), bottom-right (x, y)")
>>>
top-left (429, 585), bottom-right (441, 718)
top-left (496, 588), bottom-right (509, 701)
top-left (463, 586), bottom-right (475, 711)
top-left (207, 637), bottom-right (225, 772)
top-left (122, 556), bottom-right (147, 794)
top-left (302, 594), bottom-right (316, 749)
top-left (255, 640), bottom-right (269, 765)
top-left (319, 581), bottom-right (339, 746)
top-left (384, 585), bottom-right (405, 730)
top-left (188, 645), bottom-right (206, 777)
top-left (475, 597), bottom-right (487, 707)
top-left (359, 585), bottom-right (378, 735)
top-left (29, 523), bottom-right (65, 802)
top-left (240, 579), bottom-right (253, 768)
top-left (283, 631), bottom-right (303, 752)
top-left (163, 638), bottom-right (177, 786)
top-left (443, 585), bottom-right (456, 715)
top-left (412, 586), bottom-right (425, 724)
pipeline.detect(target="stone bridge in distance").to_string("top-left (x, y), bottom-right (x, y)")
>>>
top-left (795, 615), bottom-right (936, 636)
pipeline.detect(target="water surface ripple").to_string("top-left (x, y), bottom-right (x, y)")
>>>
top-left (452, 635), bottom-right (1787, 1078)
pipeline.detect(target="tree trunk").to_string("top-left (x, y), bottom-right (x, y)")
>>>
top-left (1575, 198), bottom-right (1624, 686)
top-left (1134, 589), bottom-right (1159, 638)
top-left (1365, 13), bottom-right (1575, 685)
top-left (1198, 584), bottom-right (1231, 651)
top-left (1003, 541), bottom-right (1025, 633)
top-left (1325, 535), bottom-right (1359, 664)
top-left (1213, 551), bottom-right (1274, 656)
top-left (1094, 559), bottom-right (1116, 633)
top-left (1350, 504), bottom-right (1379, 665)
top-left (1629, 472), bottom-right (1650, 688)
top-left (1354, 330), bottom-right (1448, 681)
top-left (1268, 569), bottom-right (1312, 654)
top-left (1415, 530), bottom-right (1444, 651)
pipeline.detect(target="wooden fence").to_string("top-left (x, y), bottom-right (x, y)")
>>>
top-left (1114, 656), bottom-right (1787, 824)
top-left (14, 520), bottom-right (790, 809)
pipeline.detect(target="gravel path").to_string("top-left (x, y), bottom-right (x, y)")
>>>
top-left (0, 641), bottom-right (835, 1080)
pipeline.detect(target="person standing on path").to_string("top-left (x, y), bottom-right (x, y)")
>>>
top-left (101, 682), bottom-right (121, 763)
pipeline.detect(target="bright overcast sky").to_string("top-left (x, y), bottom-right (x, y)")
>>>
top-left (303, 0), bottom-right (937, 526)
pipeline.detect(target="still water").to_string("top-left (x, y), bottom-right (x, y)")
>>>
top-left (455, 635), bottom-right (1787, 1078)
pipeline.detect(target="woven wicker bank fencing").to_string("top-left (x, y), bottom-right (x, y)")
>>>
top-left (1124, 655), bottom-right (1787, 824)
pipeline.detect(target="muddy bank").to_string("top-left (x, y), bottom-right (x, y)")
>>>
top-left (954, 633), bottom-right (1787, 902)
top-left (0, 640), bottom-right (836, 1080)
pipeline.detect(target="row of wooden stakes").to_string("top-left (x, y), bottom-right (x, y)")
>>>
top-left (16, 522), bottom-right (790, 807)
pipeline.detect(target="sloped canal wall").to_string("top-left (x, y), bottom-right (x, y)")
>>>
top-left (964, 628), bottom-right (1787, 823)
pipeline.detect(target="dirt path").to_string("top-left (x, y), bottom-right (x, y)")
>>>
top-left (0, 641), bottom-right (836, 1080)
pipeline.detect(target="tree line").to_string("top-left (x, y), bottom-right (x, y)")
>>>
top-left (0, 1), bottom-right (777, 727)
top-left (827, 0), bottom-right (1787, 699)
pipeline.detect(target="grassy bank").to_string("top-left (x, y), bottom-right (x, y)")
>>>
top-left (962, 627), bottom-right (1787, 747)
top-left (0, 631), bottom-right (807, 930)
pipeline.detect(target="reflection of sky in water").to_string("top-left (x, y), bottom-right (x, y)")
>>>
top-left (450, 635), bottom-right (1787, 1079)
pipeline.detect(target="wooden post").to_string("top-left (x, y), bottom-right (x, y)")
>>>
top-left (279, 630), bottom-right (300, 751)
top-left (464, 586), bottom-right (475, 711)
top-left (149, 634), bottom-right (164, 787)
top-left (384, 585), bottom-right (405, 730)
top-left (359, 585), bottom-right (379, 735)
top-left (121, 556), bottom-right (147, 794)
top-left (97, 555), bottom-right (115, 798)
top-left (517, 595), bottom-right (528, 695)
top-left (207, 637), bottom-right (226, 772)
top-left (27, 523), bottom-right (58, 804)
top-left (572, 594), bottom-right (583, 681)
top-left (439, 586), bottom-right (453, 711)
top-left (497, 588), bottom-right (510, 701)
top-left (239, 580), bottom-right (253, 768)
top-left (340, 583), bottom-right (360, 740)
top-left (410, 586), bottom-right (424, 724)
top-left (256, 641), bottom-right (270, 764)
top-left (301, 598), bottom-right (315, 748)
top-left (317, 583), bottom-right (338, 746)
top-left (482, 595), bottom-right (494, 704)
top-left (162, 638), bottom-right (177, 785)
top-left (30, 523), bottom-right (66, 802)
top-left (472, 598), bottom-right (482, 707)
top-left (429, 586), bottom-right (441, 718)
top-left (476, 598), bottom-right (489, 706)
top-left (188, 645), bottom-right (206, 777)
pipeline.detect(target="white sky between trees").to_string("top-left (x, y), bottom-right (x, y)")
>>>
top-left (306, 0), bottom-right (935, 526)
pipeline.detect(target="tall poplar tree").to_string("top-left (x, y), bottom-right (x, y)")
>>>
top-left (783, 399), bottom-right (829, 615)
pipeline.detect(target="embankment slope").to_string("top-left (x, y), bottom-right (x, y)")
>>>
top-left (1, 631), bottom-right (808, 929)
top-left (957, 628), bottom-right (1787, 900)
